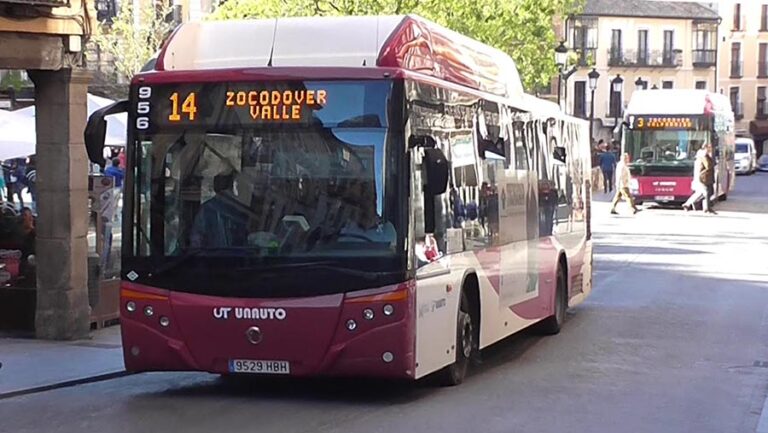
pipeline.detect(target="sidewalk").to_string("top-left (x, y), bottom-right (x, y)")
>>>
top-left (0, 325), bottom-right (126, 398)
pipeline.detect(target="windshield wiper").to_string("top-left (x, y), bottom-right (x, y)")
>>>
top-left (243, 261), bottom-right (393, 282)
top-left (151, 247), bottom-right (250, 277)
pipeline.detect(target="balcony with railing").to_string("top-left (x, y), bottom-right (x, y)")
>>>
top-left (573, 47), bottom-right (596, 67)
top-left (607, 49), bottom-right (682, 67)
top-left (731, 61), bottom-right (744, 78)
top-left (692, 49), bottom-right (717, 68)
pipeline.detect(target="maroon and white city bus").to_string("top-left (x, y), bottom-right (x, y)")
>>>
top-left (85, 15), bottom-right (593, 385)
top-left (622, 90), bottom-right (736, 205)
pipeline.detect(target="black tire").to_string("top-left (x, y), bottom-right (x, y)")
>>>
top-left (438, 291), bottom-right (474, 386)
top-left (537, 266), bottom-right (566, 335)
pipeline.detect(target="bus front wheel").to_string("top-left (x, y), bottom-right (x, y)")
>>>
top-left (438, 291), bottom-right (474, 386)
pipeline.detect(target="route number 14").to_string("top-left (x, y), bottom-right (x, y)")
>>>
top-left (169, 92), bottom-right (198, 122)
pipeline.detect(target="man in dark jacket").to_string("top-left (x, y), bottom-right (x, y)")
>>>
top-left (699, 143), bottom-right (716, 214)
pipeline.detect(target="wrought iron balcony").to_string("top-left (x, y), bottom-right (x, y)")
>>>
top-left (607, 49), bottom-right (682, 67)
top-left (693, 50), bottom-right (717, 68)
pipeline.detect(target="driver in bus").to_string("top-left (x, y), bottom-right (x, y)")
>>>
top-left (337, 195), bottom-right (395, 247)
top-left (189, 172), bottom-right (250, 249)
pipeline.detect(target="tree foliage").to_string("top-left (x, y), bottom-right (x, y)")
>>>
top-left (210, 0), bottom-right (583, 91)
top-left (93, 2), bottom-right (174, 82)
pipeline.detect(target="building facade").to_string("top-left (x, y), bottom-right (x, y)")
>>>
top-left (563, 0), bottom-right (719, 144)
top-left (714, 0), bottom-right (768, 155)
top-left (1, 0), bottom-right (97, 339)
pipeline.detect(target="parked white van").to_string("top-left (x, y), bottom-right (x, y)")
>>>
top-left (735, 137), bottom-right (757, 174)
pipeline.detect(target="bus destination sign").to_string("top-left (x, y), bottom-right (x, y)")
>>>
top-left (134, 83), bottom-right (332, 133)
top-left (164, 89), bottom-right (327, 123)
top-left (629, 115), bottom-right (698, 130)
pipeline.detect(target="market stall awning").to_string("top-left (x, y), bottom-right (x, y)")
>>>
top-left (0, 109), bottom-right (36, 160)
top-left (13, 94), bottom-right (127, 147)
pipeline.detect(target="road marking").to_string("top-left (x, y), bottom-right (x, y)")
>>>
top-left (0, 371), bottom-right (133, 400)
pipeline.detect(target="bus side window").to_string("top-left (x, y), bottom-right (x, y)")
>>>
top-left (512, 121), bottom-right (528, 171)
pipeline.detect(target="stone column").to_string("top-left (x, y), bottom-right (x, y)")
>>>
top-left (29, 68), bottom-right (91, 340)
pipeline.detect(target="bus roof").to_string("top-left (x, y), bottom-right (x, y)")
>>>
top-left (626, 89), bottom-right (732, 116)
top-left (154, 15), bottom-right (524, 100)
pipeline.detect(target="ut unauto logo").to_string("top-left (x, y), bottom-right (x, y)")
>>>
top-left (213, 307), bottom-right (287, 320)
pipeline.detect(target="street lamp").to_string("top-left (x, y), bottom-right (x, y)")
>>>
top-left (634, 76), bottom-right (646, 91)
top-left (611, 74), bottom-right (624, 142)
top-left (588, 68), bottom-right (600, 144)
top-left (555, 41), bottom-right (569, 108)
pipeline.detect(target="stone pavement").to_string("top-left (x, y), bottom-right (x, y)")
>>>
top-left (0, 325), bottom-right (125, 398)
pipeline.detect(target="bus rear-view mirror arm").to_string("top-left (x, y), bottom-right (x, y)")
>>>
top-left (84, 99), bottom-right (130, 168)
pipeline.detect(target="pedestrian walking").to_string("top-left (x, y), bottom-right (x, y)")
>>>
top-left (610, 153), bottom-right (639, 215)
top-left (598, 142), bottom-right (617, 193)
top-left (682, 144), bottom-right (716, 214)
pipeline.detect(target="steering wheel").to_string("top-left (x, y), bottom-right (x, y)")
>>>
top-left (336, 233), bottom-right (377, 243)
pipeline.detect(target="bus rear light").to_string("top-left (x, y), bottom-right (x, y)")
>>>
top-left (159, 316), bottom-right (170, 327)
top-left (382, 352), bottom-right (394, 363)
top-left (345, 288), bottom-right (408, 304)
top-left (383, 304), bottom-right (394, 316)
top-left (121, 288), bottom-right (169, 301)
top-left (130, 346), bottom-right (140, 357)
top-left (126, 301), bottom-right (137, 312)
top-left (362, 308), bottom-right (375, 320)
top-left (346, 319), bottom-right (358, 331)
top-left (144, 306), bottom-right (154, 317)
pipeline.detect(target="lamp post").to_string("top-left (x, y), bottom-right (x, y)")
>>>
top-left (555, 41), bottom-right (568, 108)
top-left (611, 74), bottom-right (624, 128)
top-left (588, 68), bottom-right (600, 144)
top-left (634, 76), bottom-right (646, 91)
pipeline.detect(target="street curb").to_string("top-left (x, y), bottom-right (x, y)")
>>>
top-left (0, 370), bottom-right (133, 400)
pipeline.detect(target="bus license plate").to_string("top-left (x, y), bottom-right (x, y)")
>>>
top-left (655, 195), bottom-right (674, 201)
top-left (229, 359), bottom-right (290, 374)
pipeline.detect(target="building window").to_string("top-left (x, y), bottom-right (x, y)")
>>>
top-left (762, 5), bottom-right (768, 31)
top-left (695, 81), bottom-right (707, 90)
top-left (571, 18), bottom-right (598, 66)
top-left (637, 30), bottom-right (649, 65)
top-left (609, 85), bottom-right (622, 118)
top-left (730, 87), bottom-right (743, 119)
top-left (734, 3), bottom-right (742, 30)
top-left (760, 44), bottom-right (768, 78)
top-left (610, 29), bottom-right (623, 65)
top-left (663, 30), bottom-right (674, 65)
top-left (693, 23), bottom-right (717, 67)
top-left (662, 81), bottom-right (674, 89)
top-left (758, 87), bottom-right (767, 119)
top-left (574, 81), bottom-right (587, 118)
top-left (731, 43), bottom-right (743, 77)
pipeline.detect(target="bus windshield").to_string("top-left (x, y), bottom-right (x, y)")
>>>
top-left (128, 80), bottom-right (407, 297)
top-left (624, 129), bottom-right (710, 165)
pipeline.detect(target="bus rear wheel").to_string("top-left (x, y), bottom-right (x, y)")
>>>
top-left (537, 266), bottom-right (566, 335)
top-left (438, 291), bottom-right (474, 386)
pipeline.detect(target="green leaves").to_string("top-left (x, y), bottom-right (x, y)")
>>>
top-left (93, 2), bottom-right (174, 81)
top-left (210, 0), bottom-right (583, 91)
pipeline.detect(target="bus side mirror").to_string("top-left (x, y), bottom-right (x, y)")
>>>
top-left (84, 100), bottom-right (129, 168)
top-left (553, 146), bottom-right (567, 163)
top-left (423, 148), bottom-right (449, 196)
